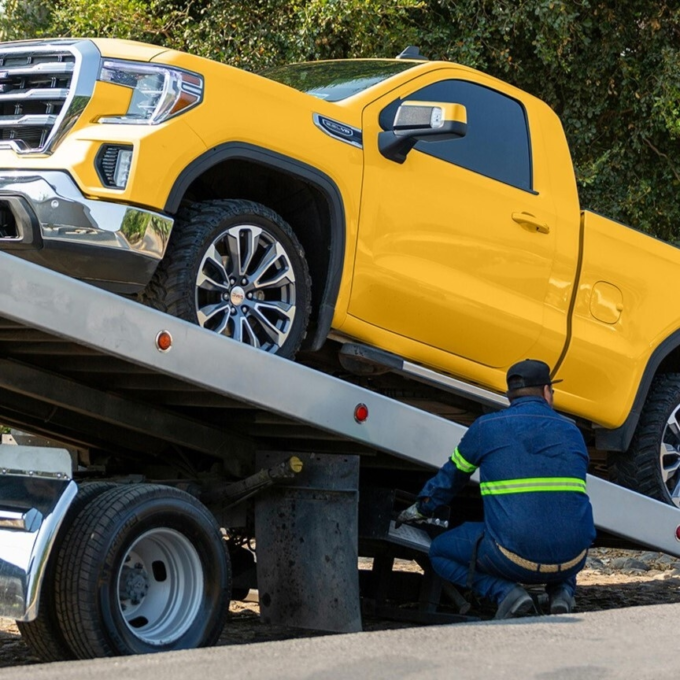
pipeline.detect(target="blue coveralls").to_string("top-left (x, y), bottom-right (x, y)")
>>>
top-left (419, 396), bottom-right (596, 604)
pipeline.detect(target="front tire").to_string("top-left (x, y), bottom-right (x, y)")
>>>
top-left (609, 374), bottom-right (680, 506)
top-left (55, 485), bottom-right (230, 658)
top-left (143, 199), bottom-right (312, 359)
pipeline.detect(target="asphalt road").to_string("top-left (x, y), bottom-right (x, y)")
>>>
top-left (1, 602), bottom-right (675, 680)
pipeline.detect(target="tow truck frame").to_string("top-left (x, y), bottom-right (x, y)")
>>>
top-left (0, 251), bottom-right (678, 641)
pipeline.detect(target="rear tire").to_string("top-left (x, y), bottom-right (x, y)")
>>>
top-left (54, 484), bottom-right (230, 658)
top-left (609, 374), bottom-right (680, 506)
top-left (17, 482), bottom-right (116, 662)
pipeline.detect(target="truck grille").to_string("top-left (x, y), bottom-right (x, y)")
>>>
top-left (0, 47), bottom-right (77, 152)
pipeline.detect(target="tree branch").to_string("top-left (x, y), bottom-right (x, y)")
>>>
top-left (643, 136), bottom-right (680, 184)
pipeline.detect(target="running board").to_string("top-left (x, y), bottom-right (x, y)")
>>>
top-left (338, 342), bottom-right (508, 410)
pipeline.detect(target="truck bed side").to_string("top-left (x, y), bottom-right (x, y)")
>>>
top-left (556, 210), bottom-right (680, 429)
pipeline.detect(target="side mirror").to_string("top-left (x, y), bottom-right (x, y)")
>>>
top-left (379, 101), bottom-right (467, 164)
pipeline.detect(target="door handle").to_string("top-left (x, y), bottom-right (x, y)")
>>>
top-left (512, 212), bottom-right (550, 234)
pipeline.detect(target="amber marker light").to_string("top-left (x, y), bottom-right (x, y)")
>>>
top-left (155, 330), bottom-right (173, 352)
top-left (354, 403), bottom-right (369, 423)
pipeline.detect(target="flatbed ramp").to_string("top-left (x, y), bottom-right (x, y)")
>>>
top-left (0, 253), bottom-right (457, 472)
top-left (0, 250), bottom-right (678, 551)
top-left (0, 251), bottom-right (679, 641)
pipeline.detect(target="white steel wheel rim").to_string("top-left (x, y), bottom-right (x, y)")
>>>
top-left (116, 528), bottom-right (204, 646)
top-left (195, 224), bottom-right (297, 353)
top-left (661, 405), bottom-right (680, 507)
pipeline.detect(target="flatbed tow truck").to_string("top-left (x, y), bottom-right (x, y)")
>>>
top-left (0, 251), bottom-right (679, 660)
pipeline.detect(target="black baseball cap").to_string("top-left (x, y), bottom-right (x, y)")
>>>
top-left (506, 359), bottom-right (562, 391)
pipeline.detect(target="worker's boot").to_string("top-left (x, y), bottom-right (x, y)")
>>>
top-left (549, 586), bottom-right (575, 614)
top-left (494, 585), bottom-right (534, 620)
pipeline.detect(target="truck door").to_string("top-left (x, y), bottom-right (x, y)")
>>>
top-left (350, 71), bottom-right (562, 369)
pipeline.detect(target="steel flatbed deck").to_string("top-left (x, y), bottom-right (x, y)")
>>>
top-left (0, 250), bottom-right (679, 635)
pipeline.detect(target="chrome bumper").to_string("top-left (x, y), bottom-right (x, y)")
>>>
top-left (0, 446), bottom-right (76, 621)
top-left (0, 170), bottom-right (173, 260)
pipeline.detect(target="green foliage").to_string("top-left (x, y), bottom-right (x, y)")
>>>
top-left (47, 0), bottom-right (180, 43)
top-left (5, 0), bottom-right (680, 241)
top-left (176, 0), bottom-right (424, 69)
top-left (0, 0), bottom-right (50, 40)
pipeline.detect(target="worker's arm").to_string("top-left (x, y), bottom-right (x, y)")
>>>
top-left (396, 456), bottom-right (472, 526)
top-left (417, 453), bottom-right (473, 514)
top-left (395, 457), bottom-right (471, 526)
top-left (398, 424), bottom-right (482, 525)
top-left (417, 418), bottom-right (486, 514)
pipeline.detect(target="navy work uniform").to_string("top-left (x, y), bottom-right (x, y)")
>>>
top-left (413, 361), bottom-right (595, 617)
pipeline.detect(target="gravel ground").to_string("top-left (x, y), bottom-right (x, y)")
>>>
top-left (2, 547), bottom-right (679, 668)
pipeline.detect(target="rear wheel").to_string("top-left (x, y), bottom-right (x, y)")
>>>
top-left (17, 482), bottom-right (116, 662)
top-left (143, 199), bottom-right (311, 359)
top-left (55, 484), bottom-right (230, 658)
top-left (609, 374), bottom-right (680, 506)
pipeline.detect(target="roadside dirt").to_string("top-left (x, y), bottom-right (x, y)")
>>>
top-left (2, 547), bottom-right (680, 668)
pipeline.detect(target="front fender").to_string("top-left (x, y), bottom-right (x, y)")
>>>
top-left (0, 446), bottom-right (76, 621)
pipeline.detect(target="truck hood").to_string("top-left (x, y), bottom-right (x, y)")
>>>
top-left (88, 38), bottom-right (169, 62)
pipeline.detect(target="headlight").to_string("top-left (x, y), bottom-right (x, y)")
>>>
top-left (97, 60), bottom-right (203, 125)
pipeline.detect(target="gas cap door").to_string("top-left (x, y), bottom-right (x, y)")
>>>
top-left (590, 281), bottom-right (623, 324)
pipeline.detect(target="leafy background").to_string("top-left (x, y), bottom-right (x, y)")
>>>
top-left (2, 0), bottom-right (679, 242)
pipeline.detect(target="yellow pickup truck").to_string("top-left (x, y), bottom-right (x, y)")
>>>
top-left (0, 38), bottom-right (679, 506)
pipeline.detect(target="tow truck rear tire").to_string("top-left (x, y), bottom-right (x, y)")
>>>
top-left (54, 484), bottom-right (231, 658)
top-left (17, 481), bottom-right (116, 662)
top-left (609, 373), bottom-right (680, 507)
top-left (143, 199), bottom-right (312, 359)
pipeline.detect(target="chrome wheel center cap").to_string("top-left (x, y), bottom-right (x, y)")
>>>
top-left (230, 286), bottom-right (246, 306)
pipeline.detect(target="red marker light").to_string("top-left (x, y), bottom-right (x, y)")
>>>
top-left (354, 403), bottom-right (369, 423)
top-left (676, 525), bottom-right (680, 542)
top-left (156, 330), bottom-right (173, 352)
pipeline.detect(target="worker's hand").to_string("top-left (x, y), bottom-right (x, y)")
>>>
top-left (396, 502), bottom-right (428, 527)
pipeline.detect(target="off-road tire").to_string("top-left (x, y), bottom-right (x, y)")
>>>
top-left (54, 484), bottom-right (231, 658)
top-left (142, 199), bottom-right (312, 359)
top-left (17, 482), bottom-right (117, 662)
top-left (608, 373), bottom-right (680, 506)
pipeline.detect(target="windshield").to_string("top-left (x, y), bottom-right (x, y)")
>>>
top-left (261, 60), bottom-right (419, 102)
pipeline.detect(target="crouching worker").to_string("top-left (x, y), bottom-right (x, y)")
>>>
top-left (399, 360), bottom-right (595, 619)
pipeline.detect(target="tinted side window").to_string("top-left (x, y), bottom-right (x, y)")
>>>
top-left (387, 80), bottom-right (532, 191)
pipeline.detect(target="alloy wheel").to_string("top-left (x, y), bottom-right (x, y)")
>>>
top-left (195, 224), bottom-right (297, 353)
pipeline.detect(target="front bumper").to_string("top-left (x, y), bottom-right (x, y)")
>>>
top-left (0, 170), bottom-right (174, 293)
top-left (0, 446), bottom-right (76, 621)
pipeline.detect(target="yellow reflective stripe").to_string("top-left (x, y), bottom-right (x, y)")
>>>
top-left (451, 447), bottom-right (477, 474)
top-left (482, 477), bottom-right (586, 488)
top-left (480, 477), bottom-right (586, 496)
top-left (482, 485), bottom-right (586, 496)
